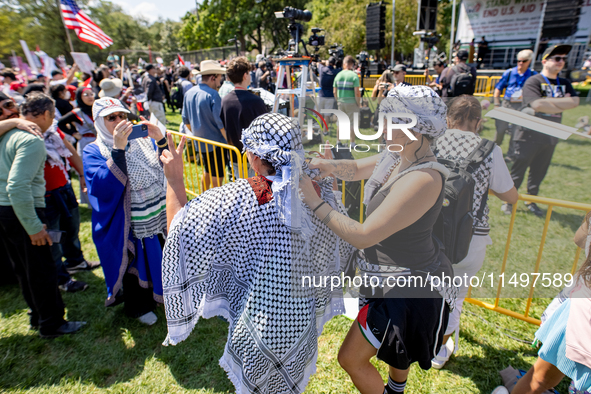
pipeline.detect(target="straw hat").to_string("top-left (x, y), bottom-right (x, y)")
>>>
top-left (98, 78), bottom-right (123, 98)
top-left (197, 60), bottom-right (226, 75)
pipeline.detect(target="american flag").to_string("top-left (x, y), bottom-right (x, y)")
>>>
top-left (60, 0), bottom-right (113, 49)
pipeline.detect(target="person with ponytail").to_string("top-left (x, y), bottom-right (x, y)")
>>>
top-left (430, 95), bottom-right (518, 369)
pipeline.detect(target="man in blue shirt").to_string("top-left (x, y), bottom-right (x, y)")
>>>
top-left (318, 57), bottom-right (341, 111)
top-left (182, 60), bottom-right (227, 189)
top-left (493, 50), bottom-right (537, 151)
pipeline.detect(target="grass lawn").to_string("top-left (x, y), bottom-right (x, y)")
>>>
top-left (1, 102), bottom-right (590, 393)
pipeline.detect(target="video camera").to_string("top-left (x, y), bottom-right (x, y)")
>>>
top-left (328, 44), bottom-right (344, 62)
top-left (308, 28), bottom-right (325, 47)
top-left (356, 51), bottom-right (370, 68)
top-left (420, 33), bottom-right (441, 50)
top-left (275, 6), bottom-right (312, 22)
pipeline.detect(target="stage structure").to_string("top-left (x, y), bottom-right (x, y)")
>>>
top-left (455, 0), bottom-right (591, 69)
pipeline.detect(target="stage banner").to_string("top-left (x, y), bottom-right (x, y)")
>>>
top-left (456, 0), bottom-right (544, 45)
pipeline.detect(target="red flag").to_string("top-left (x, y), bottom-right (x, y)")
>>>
top-left (82, 77), bottom-right (92, 87)
top-left (177, 53), bottom-right (185, 66)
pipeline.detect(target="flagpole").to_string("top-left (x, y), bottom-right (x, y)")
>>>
top-left (57, 0), bottom-right (75, 53)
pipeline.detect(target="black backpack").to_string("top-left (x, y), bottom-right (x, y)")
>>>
top-left (449, 66), bottom-right (475, 97)
top-left (434, 139), bottom-right (496, 264)
top-left (171, 81), bottom-right (184, 110)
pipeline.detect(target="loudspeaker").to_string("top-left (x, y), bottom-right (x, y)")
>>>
top-left (541, 0), bottom-right (583, 39)
top-left (366, 2), bottom-right (386, 50)
top-left (417, 0), bottom-right (437, 31)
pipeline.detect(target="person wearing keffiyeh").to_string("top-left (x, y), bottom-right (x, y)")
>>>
top-left (160, 112), bottom-right (354, 394)
top-left (83, 98), bottom-right (169, 325)
top-left (300, 85), bottom-right (458, 394)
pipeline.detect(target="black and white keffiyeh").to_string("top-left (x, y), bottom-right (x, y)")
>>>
top-left (162, 176), bottom-right (353, 393)
top-left (44, 119), bottom-right (72, 178)
top-left (381, 85), bottom-right (447, 139)
top-left (241, 113), bottom-right (313, 238)
top-left (95, 116), bottom-right (167, 239)
top-left (162, 112), bottom-right (355, 393)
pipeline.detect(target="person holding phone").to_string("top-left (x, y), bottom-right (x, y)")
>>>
top-left (83, 98), bottom-right (168, 325)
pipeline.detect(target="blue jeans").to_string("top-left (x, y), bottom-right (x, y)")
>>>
top-left (44, 183), bottom-right (85, 285)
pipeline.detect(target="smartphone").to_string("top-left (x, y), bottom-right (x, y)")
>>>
top-left (47, 230), bottom-right (65, 243)
top-left (128, 124), bottom-right (149, 140)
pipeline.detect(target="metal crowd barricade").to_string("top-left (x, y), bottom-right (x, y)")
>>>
top-left (365, 74), bottom-right (499, 97)
top-left (168, 130), bottom-right (244, 197)
top-left (465, 194), bottom-right (591, 325)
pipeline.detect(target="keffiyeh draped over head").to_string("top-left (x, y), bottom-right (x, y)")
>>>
top-left (241, 112), bottom-right (314, 238)
top-left (44, 119), bottom-right (72, 178)
top-left (380, 84), bottom-right (447, 139)
top-left (92, 98), bottom-right (167, 240)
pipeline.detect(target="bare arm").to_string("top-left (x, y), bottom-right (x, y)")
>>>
top-left (160, 133), bottom-right (188, 231)
top-left (301, 169), bottom-right (442, 249)
top-left (63, 139), bottom-right (83, 175)
top-left (333, 87), bottom-right (338, 99)
top-left (220, 127), bottom-right (227, 141)
top-left (493, 88), bottom-right (502, 105)
top-left (309, 154), bottom-right (381, 181)
top-left (530, 96), bottom-right (579, 114)
top-left (574, 214), bottom-right (589, 249)
top-left (65, 64), bottom-right (78, 86)
top-left (354, 87), bottom-right (361, 107)
top-left (492, 186), bottom-right (518, 204)
top-left (0, 118), bottom-right (42, 138)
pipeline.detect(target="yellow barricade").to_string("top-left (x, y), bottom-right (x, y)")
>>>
top-left (405, 75), bottom-right (426, 86)
top-left (168, 130), bottom-right (244, 197)
top-left (465, 194), bottom-right (591, 325)
top-left (474, 76), bottom-right (491, 96)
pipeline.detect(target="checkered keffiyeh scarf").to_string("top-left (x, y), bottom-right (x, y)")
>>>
top-left (241, 113), bottom-right (313, 238)
top-left (161, 175), bottom-right (354, 393)
top-left (381, 85), bottom-right (447, 139)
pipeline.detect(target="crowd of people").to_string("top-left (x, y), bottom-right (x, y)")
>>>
top-left (0, 42), bottom-right (589, 394)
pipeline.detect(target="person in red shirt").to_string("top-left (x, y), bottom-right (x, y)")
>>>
top-left (44, 121), bottom-right (100, 292)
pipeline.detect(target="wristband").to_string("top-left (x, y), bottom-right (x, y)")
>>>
top-left (156, 138), bottom-right (168, 148)
top-left (312, 201), bottom-right (326, 214)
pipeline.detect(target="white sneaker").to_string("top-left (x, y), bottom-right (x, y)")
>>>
top-left (137, 311), bottom-right (158, 326)
top-left (432, 337), bottom-right (454, 370)
top-left (491, 386), bottom-right (510, 394)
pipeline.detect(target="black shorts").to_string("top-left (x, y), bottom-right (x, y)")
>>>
top-left (198, 145), bottom-right (226, 177)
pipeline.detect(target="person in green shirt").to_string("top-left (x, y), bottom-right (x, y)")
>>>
top-left (0, 92), bottom-right (85, 338)
top-left (333, 55), bottom-right (361, 146)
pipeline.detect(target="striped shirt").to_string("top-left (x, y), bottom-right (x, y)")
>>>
top-left (333, 70), bottom-right (359, 104)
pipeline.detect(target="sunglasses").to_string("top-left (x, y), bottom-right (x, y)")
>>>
top-left (548, 56), bottom-right (567, 62)
top-left (105, 112), bottom-right (127, 122)
top-left (516, 59), bottom-right (529, 63)
top-left (82, 91), bottom-right (94, 97)
top-left (1, 100), bottom-right (16, 111)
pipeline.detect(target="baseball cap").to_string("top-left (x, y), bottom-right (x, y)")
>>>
top-left (145, 64), bottom-right (155, 71)
top-left (456, 50), bottom-right (469, 61)
top-left (92, 97), bottom-right (130, 120)
top-left (51, 70), bottom-right (63, 77)
top-left (542, 44), bottom-right (572, 60)
top-left (0, 92), bottom-right (10, 102)
top-left (392, 64), bottom-right (407, 72)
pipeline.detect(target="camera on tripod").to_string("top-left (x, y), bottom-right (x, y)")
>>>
top-left (275, 6), bottom-right (312, 21)
top-left (308, 28), bottom-right (325, 47)
top-left (328, 44), bottom-right (344, 62)
top-left (356, 51), bottom-right (370, 68)
top-left (419, 32), bottom-right (441, 49)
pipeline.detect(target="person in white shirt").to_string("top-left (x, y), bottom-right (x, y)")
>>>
top-left (431, 95), bottom-right (518, 369)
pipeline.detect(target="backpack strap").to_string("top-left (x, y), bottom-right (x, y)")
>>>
top-left (461, 138), bottom-right (496, 170)
top-left (378, 161), bottom-right (450, 194)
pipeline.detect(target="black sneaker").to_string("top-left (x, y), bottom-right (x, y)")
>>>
top-left (525, 202), bottom-right (544, 218)
top-left (66, 260), bottom-right (100, 274)
top-left (59, 279), bottom-right (89, 293)
top-left (40, 321), bottom-right (86, 339)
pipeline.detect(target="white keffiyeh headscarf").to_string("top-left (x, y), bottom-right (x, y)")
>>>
top-left (241, 112), bottom-right (314, 239)
top-left (364, 85), bottom-right (448, 203)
